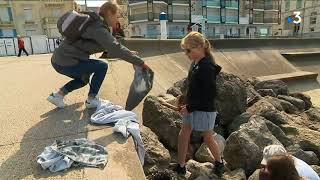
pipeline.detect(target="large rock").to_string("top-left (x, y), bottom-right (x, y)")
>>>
top-left (195, 134), bottom-right (226, 163)
top-left (224, 115), bottom-right (282, 175)
top-left (293, 150), bottom-right (319, 165)
top-left (146, 169), bottom-right (176, 180)
top-left (290, 93), bottom-right (312, 110)
top-left (247, 99), bottom-right (288, 125)
top-left (306, 108), bottom-right (320, 123)
top-left (143, 96), bottom-right (182, 150)
top-left (186, 159), bottom-right (217, 180)
top-left (245, 81), bottom-right (263, 107)
top-left (141, 126), bottom-right (171, 175)
top-left (257, 89), bottom-right (277, 97)
top-left (222, 168), bottom-right (246, 180)
top-left (278, 95), bottom-right (306, 111)
top-left (227, 112), bottom-right (252, 135)
top-left (265, 120), bottom-right (293, 147)
top-left (254, 80), bottom-right (289, 96)
top-left (282, 125), bottom-right (320, 159)
top-left (216, 72), bottom-right (247, 126)
top-left (166, 87), bottom-right (182, 97)
top-left (248, 169), bottom-right (260, 180)
top-left (265, 96), bottom-right (298, 114)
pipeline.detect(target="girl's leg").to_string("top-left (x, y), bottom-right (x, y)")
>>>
top-left (178, 123), bottom-right (192, 166)
top-left (202, 131), bottom-right (222, 162)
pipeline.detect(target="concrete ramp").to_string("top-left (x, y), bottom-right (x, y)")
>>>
top-left (123, 38), bottom-right (320, 84)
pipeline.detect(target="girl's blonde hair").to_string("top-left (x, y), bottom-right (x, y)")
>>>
top-left (99, 1), bottom-right (119, 16)
top-left (180, 31), bottom-right (216, 64)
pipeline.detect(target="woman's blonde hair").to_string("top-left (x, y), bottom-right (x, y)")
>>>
top-left (180, 31), bottom-right (216, 64)
top-left (99, 1), bottom-right (119, 16)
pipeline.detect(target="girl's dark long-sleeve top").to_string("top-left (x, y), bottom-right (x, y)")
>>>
top-left (186, 56), bottom-right (222, 113)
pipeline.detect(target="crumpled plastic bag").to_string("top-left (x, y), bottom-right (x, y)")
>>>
top-left (125, 66), bottom-right (154, 111)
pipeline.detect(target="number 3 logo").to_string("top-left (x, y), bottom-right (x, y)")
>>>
top-left (293, 11), bottom-right (301, 24)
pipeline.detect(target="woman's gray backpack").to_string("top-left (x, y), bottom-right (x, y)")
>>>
top-left (57, 10), bottom-right (98, 41)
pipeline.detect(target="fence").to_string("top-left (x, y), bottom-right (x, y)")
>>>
top-left (0, 35), bottom-right (59, 57)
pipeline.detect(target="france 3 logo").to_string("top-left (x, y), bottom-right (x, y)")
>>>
top-left (287, 11), bottom-right (302, 24)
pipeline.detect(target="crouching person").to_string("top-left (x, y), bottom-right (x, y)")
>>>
top-left (48, 1), bottom-right (149, 108)
top-left (174, 31), bottom-right (224, 176)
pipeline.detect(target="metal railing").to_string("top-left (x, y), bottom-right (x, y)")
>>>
top-left (172, 14), bottom-right (189, 20)
top-left (264, 17), bottom-right (279, 24)
top-left (253, 17), bottom-right (264, 23)
top-left (226, 1), bottom-right (238, 8)
top-left (207, 15), bottom-right (220, 22)
top-left (226, 16), bottom-right (238, 22)
top-left (207, 0), bottom-right (220, 7)
top-left (171, 0), bottom-right (188, 4)
top-left (43, 0), bottom-right (63, 4)
top-left (129, 13), bottom-right (148, 21)
top-left (0, 21), bottom-right (13, 26)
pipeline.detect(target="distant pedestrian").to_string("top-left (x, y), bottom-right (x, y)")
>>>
top-left (17, 35), bottom-right (29, 57)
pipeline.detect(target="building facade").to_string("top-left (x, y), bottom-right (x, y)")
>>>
top-left (127, 0), bottom-right (280, 39)
top-left (0, 0), bottom-right (78, 38)
top-left (279, 0), bottom-right (320, 37)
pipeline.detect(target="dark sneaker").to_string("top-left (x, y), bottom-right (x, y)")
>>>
top-left (214, 161), bottom-right (225, 177)
top-left (173, 164), bottom-right (186, 174)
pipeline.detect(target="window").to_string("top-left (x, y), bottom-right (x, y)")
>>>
top-left (26, 29), bottom-right (36, 36)
top-left (0, 7), bottom-right (10, 22)
top-left (296, 0), bottom-right (302, 9)
top-left (310, 11), bottom-right (317, 25)
top-left (52, 8), bottom-right (61, 17)
top-left (24, 7), bottom-right (33, 21)
top-left (310, 27), bottom-right (315, 32)
top-left (285, 0), bottom-right (290, 11)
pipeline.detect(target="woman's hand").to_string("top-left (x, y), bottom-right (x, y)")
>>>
top-left (180, 105), bottom-right (189, 116)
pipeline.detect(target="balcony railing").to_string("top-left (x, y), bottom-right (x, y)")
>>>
top-left (253, 17), bottom-right (264, 23)
top-left (172, 14), bottom-right (189, 21)
top-left (130, 13), bottom-right (148, 21)
top-left (226, 16), bottom-right (238, 23)
top-left (264, 3), bottom-right (279, 10)
top-left (171, 0), bottom-right (188, 4)
top-left (253, 2), bottom-right (264, 9)
top-left (43, 0), bottom-right (64, 4)
top-left (207, 15), bottom-right (220, 22)
top-left (264, 17), bottom-right (279, 24)
top-left (43, 17), bottom-right (59, 24)
top-left (226, 1), bottom-right (238, 8)
top-left (207, 0), bottom-right (220, 7)
top-left (0, 21), bottom-right (14, 27)
top-left (24, 20), bottom-right (36, 25)
top-left (0, 0), bottom-right (9, 6)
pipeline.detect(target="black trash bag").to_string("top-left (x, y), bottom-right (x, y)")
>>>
top-left (125, 66), bottom-right (154, 111)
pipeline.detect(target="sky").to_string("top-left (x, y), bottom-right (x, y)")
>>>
top-left (75, 0), bottom-right (108, 7)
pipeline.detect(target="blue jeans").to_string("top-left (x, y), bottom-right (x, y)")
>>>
top-left (52, 59), bottom-right (108, 97)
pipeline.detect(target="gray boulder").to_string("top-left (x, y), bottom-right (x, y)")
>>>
top-left (166, 87), bottom-right (182, 97)
top-left (227, 112), bottom-right (252, 135)
top-left (257, 89), bottom-right (277, 97)
top-left (254, 80), bottom-right (289, 96)
top-left (216, 72), bottom-right (247, 126)
top-left (246, 99), bottom-right (288, 125)
top-left (186, 159), bottom-right (217, 180)
top-left (306, 107), bottom-right (320, 123)
top-left (143, 96), bottom-right (182, 150)
top-left (141, 126), bottom-right (171, 175)
top-left (264, 120), bottom-right (292, 147)
top-left (224, 115), bottom-right (282, 175)
top-left (222, 168), bottom-right (246, 180)
top-left (278, 95), bottom-right (306, 111)
top-left (290, 93), bottom-right (312, 110)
